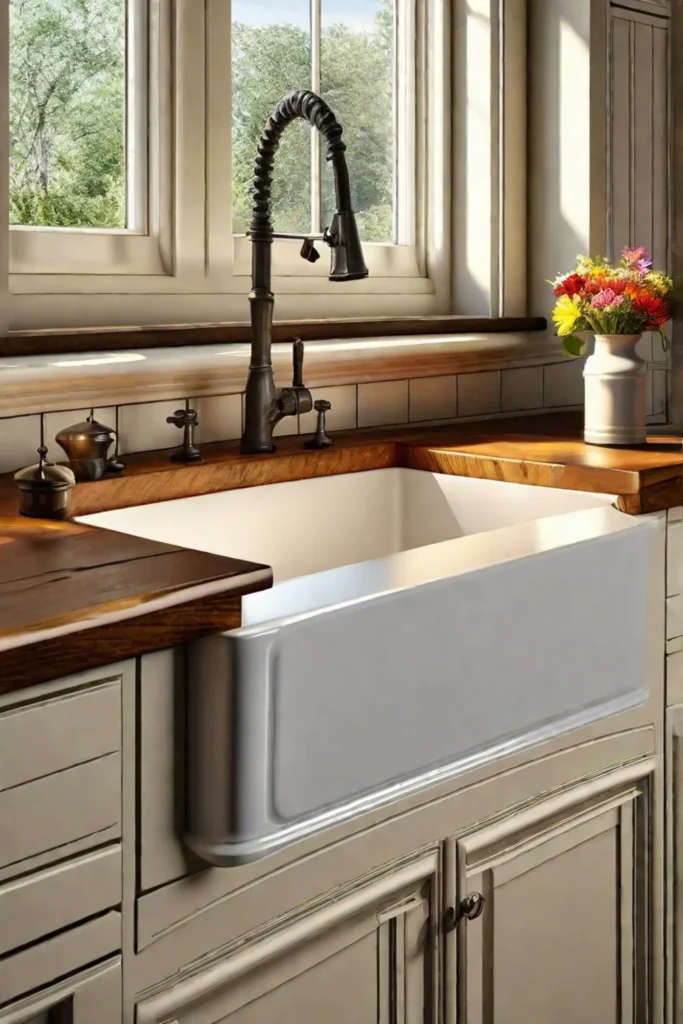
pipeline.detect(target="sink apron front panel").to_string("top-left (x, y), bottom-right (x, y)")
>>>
top-left (185, 511), bottom-right (656, 865)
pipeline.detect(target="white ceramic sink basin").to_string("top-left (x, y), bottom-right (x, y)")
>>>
top-left (79, 469), bottom-right (657, 864)
top-left (80, 468), bottom-right (618, 608)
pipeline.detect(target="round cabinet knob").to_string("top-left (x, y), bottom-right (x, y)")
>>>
top-left (459, 892), bottom-right (485, 921)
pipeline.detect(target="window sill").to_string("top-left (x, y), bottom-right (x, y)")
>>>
top-left (0, 328), bottom-right (564, 418)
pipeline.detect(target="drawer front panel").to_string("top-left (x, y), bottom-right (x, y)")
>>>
top-left (0, 678), bottom-right (121, 791)
top-left (0, 846), bottom-right (121, 957)
top-left (0, 753), bottom-right (121, 874)
top-left (668, 519), bottom-right (683, 597)
top-left (0, 957), bottom-right (121, 1024)
top-left (0, 913), bottom-right (121, 1009)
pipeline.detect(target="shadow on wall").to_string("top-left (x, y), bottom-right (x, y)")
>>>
top-left (528, 0), bottom-right (592, 321)
top-left (452, 0), bottom-right (495, 316)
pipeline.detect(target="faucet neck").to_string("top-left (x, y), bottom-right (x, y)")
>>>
top-left (249, 90), bottom-right (352, 251)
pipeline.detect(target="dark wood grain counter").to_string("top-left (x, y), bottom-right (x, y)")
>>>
top-left (0, 518), bottom-right (270, 693)
top-left (0, 410), bottom-right (680, 693)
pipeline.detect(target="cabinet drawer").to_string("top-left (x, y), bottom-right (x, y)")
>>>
top-left (0, 845), bottom-right (121, 957)
top-left (0, 912), bottom-right (120, 1010)
top-left (0, 753), bottom-right (121, 875)
top-left (0, 957), bottom-right (121, 1024)
top-left (0, 678), bottom-right (121, 791)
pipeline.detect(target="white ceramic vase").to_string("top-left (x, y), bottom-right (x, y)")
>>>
top-left (583, 333), bottom-right (646, 446)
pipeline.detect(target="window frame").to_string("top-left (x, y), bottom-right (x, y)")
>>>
top-left (3, 0), bottom-right (464, 329)
top-left (8, 0), bottom-right (172, 278)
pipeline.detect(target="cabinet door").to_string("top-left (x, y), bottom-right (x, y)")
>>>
top-left (446, 758), bottom-right (654, 1024)
top-left (136, 852), bottom-right (440, 1024)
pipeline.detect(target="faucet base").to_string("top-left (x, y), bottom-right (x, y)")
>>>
top-left (239, 440), bottom-right (277, 456)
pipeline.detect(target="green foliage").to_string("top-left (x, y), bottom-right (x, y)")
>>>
top-left (232, 0), bottom-right (395, 242)
top-left (10, 0), bottom-right (125, 228)
top-left (561, 334), bottom-right (587, 358)
top-left (11, 0), bottom-right (396, 239)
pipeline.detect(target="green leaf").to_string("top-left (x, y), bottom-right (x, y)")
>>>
top-left (561, 334), bottom-right (586, 358)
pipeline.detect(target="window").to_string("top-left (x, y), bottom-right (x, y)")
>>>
top-left (10, 0), bottom-right (126, 230)
top-left (7, 0), bottom-right (452, 328)
top-left (9, 0), bottom-right (165, 277)
top-left (231, 0), bottom-right (398, 244)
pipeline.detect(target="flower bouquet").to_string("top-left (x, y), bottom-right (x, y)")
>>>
top-left (549, 248), bottom-right (674, 445)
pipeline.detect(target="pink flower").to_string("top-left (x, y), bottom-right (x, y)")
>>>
top-left (622, 245), bottom-right (652, 270)
top-left (592, 288), bottom-right (624, 309)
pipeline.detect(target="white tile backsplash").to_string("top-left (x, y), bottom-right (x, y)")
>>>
top-left (193, 394), bottom-right (242, 444)
top-left (0, 414), bottom-right (42, 474)
top-left (300, 385), bottom-right (357, 435)
top-left (409, 376), bottom-right (457, 422)
top-left (357, 380), bottom-right (409, 428)
top-left (118, 399), bottom-right (185, 455)
top-left (457, 371), bottom-right (501, 417)
top-left (543, 359), bottom-right (584, 408)
top-left (501, 367), bottom-right (543, 412)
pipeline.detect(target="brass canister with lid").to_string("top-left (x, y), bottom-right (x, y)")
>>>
top-left (55, 409), bottom-right (123, 481)
top-left (14, 447), bottom-right (76, 521)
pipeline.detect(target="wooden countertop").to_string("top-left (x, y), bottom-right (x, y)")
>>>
top-left (0, 517), bottom-right (270, 693)
top-left (1, 410), bottom-right (680, 693)
top-left (12, 410), bottom-right (676, 519)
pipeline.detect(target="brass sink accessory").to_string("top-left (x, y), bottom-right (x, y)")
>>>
top-left (14, 416), bottom-right (76, 520)
top-left (55, 409), bottom-right (125, 482)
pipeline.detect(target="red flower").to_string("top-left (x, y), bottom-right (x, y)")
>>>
top-left (630, 290), bottom-right (671, 328)
top-left (554, 273), bottom-right (585, 298)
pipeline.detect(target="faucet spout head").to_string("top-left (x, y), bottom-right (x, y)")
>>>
top-left (327, 211), bottom-right (369, 282)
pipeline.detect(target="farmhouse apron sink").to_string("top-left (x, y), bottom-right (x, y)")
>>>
top-left (80, 469), bottom-right (656, 864)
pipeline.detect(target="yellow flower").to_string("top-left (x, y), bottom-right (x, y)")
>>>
top-left (552, 294), bottom-right (581, 336)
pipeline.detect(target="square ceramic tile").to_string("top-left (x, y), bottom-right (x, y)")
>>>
top-left (357, 380), bottom-right (409, 429)
top-left (44, 407), bottom-right (118, 458)
top-left (118, 399), bottom-right (187, 455)
top-left (409, 376), bottom-right (457, 422)
top-left (299, 385), bottom-right (357, 435)
top-left (193, 394), bottom-right (242, 444)
top-left (457, 371), bottom-right (501, 418)
top-left (0, 414), bottom-right (42, 474)
top-left (636, 333), bottom-right (653, 364)
top-left (501, 367), bottom-right (543, 412)
top-left (543, 360), bottom-right (584, 408)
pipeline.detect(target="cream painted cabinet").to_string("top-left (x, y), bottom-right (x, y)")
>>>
top-left (136, 851), bottom-right (440, 1024)
top-left (447, 759), bottom-right (653, 1024)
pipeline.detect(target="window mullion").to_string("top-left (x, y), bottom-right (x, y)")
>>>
top-left (310, 0), bottom-right (322, 234)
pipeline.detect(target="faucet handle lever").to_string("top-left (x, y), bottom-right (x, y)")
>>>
top-left (292, 338), bottom-right (305, 388)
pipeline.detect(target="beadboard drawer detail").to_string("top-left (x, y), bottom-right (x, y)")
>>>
top-left (667, 594), bottom-right (683, 641)
top-left (668, 520), bottom-right (683, 597)
top-left (0, 678), bottom-right (121, 791)
top-left (0, 753), bottom-right (121, 875)
top-left (0, 845), bottom-right (121, 957)
top-left (0, 916), bottom-right (121, 1012)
